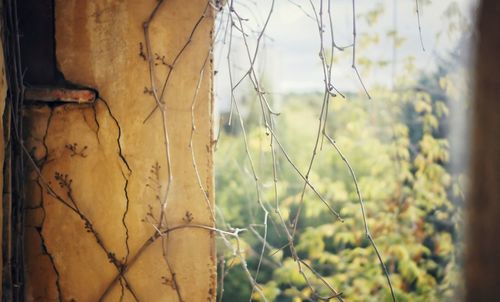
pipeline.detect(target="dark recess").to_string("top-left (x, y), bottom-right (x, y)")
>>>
top-left (18, 0), bottom-right (65, 86)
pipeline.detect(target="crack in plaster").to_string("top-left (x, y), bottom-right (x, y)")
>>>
top-left (27, 101), bottom-right (140, 301)
top-left (96, 97), bottom-right (133, 277)
top-left (35, 107), bottom-right (63, 300)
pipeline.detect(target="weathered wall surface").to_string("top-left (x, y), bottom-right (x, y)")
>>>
top-left (23, 1), bottom-right (215, 301)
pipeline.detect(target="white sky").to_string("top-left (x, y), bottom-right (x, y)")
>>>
top-left (214, 0), bottom-right (477, 111)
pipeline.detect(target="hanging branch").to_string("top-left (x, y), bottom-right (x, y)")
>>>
top-left (415, 0), bottom-right (426, 51)
top-left (223, 1), bottom-right (345, 300)
top-left (323, 134), bottom-right (397, 302)
top-left (351, 0), bottom-right (371, 99)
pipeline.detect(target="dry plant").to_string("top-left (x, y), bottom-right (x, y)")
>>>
top-left (3, 0), bottom-right (427, 301)
top-left (210, 0), bottom-right (407, 301)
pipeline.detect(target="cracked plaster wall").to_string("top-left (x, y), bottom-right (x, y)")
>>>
top-left (23, 1), bottom-right (215, 301)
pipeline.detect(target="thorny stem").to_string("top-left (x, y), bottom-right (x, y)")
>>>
top-left (324, 134), bottom-right (397, 302)
top-left (143, 2), bottom-right (211, 123)
top-left (287, 0), bottom-right (315, 21)
top-left (224, 1), bottom-right (345, 300)
top-left (99, 224), bottom-right (249, 302)
top-left (225, 5), bottom-right (272, 301)
top-left (351, 0), bottom-right (371, 99)
top-left (227, 3), bottom-right (277, 301)
top-left (290, 0), bottom-right (341, 248)
top-left (218, 0), bottom-right (402, 300)
top-left (22, 144), bottom-right (140, 302)
top-left (142, 1), bottom-right (183, 300)
top-left (415, 0), bottom-right (425, 51)
top-left (269, 127), bottom-right (343, 222)
top-left (189, 52), bottom-right (216, 222)
top-left (143, 1), bottom-right (173, 233)
top-left (142, 2), bottom-right (271, 302)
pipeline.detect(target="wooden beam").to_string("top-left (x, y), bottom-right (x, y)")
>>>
top-left (466, 0), bottom-right (500, 300)
top-left (24, 87), bottom-right (96, 104)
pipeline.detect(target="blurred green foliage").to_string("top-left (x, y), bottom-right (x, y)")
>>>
top-left (215, 3), bottom-right (468, 301)
top-left (215, 58), bottom-right (465, 301)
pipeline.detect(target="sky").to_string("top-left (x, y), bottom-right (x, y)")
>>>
top-left (214, 0), bottom-right (477, 111)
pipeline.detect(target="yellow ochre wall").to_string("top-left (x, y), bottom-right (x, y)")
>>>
top-left (23, 1), bottom-right (216, 301)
